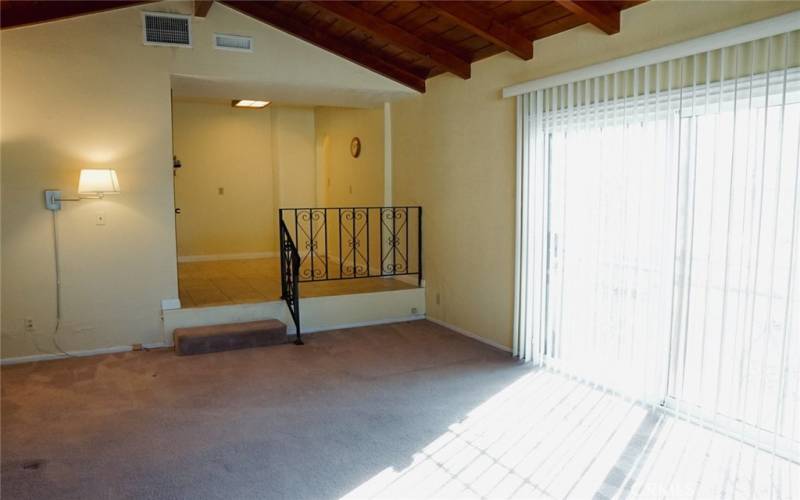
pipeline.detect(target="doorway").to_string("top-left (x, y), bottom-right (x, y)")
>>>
top-left (170, 98), bottom-right (414, 308)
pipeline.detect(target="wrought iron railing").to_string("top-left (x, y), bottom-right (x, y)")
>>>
top-left (279, 207), bottom-right (423, 286)
top-left (279, 219), bottom-right (303, 345)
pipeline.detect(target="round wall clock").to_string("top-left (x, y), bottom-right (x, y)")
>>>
top-left (350, 137), bottom-right (361, 158)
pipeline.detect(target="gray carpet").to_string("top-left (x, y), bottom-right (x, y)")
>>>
top-left (1, 320), bottom-right (525, 500)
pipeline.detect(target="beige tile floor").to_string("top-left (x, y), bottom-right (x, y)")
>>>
top-left (178, 257), bottom-right (417, 308)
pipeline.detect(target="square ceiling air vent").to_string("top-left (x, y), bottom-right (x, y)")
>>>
top-left (143, 12), bottom-right (191, 47)
top-left (214, 34), bottom-right (253, 52)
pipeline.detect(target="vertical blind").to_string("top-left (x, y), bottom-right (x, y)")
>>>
top-left (514, 28), bottom-right (799, 462)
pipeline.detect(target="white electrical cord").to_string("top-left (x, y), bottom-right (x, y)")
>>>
top-left (31, 210), bottom-right (74, 358)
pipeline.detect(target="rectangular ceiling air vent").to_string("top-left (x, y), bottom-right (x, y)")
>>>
top-left (143, 12), bottom-right (191, 47)
top-left (214, 34), bottom-right (253, 52)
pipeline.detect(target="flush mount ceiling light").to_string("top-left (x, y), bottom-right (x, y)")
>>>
top-left (232, 99), bottom-right (271, 108)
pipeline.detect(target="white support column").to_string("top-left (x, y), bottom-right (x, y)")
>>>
top-left (383, 101), bottom-right (392, 206)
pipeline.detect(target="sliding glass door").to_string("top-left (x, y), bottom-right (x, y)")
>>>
top-left (518, 32), bottom-right (800, 460)
top-left (545, 107), bottom-right (679, 404)
top-left (665, 99), bottom-right (800, 456)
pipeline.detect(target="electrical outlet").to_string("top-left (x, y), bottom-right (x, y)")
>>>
top-left (411, 307), bottom-right (418, 315)
top-left (24, 318), bottom-right (35, 332)
top-left (436, 293), bottom-right (441, 305)
top-left (95, 212), bottom-right (106, 225)
top-left (218, 187), bottom-right (224, 195)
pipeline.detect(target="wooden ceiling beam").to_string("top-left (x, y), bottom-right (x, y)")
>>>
top-left (555, 1), bottom-right (620, 35)
top-left (310, 1), bottom-right (471, 79)
top-left (194, 0), bottom-right (214, 18)
top-left (221, 1), bottom-right (426, 93)
top-left (421, 1), bottom-right (532, 61)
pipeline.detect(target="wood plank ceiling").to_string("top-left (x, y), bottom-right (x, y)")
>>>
top-left (0, 1), bottom-right (644, 93)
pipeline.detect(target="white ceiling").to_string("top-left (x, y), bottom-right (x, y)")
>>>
top-left (170, 73), bottom-right (415, 108)
top-left (163, 2), bottom-right (419, 109)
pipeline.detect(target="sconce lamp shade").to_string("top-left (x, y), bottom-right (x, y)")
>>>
top-left (78, 169), bottom-right (120, 195)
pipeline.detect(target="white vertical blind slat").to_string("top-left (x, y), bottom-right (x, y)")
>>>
top-left (512, 28), bottom-right (800, 464)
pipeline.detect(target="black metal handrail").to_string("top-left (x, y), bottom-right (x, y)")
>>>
top-left (279, 207), bottom-right (423, 286)
top-left (278, 206), bottom-right (423, 343)
top-left (279, 219), bottom-right (303, 345)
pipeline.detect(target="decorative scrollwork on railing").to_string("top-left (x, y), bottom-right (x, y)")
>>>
top-left (295, 208), bottom-right (327, 281)
top-left (279, 206), bottom-right (421, 284)
top-left (279, 220), bottom-right (303, 344)
top-left (341, 209), bottom-right (365, 222)
top-left (340, 208), bottom-right (369, 278)
top-left (343, 264), bottom-right (367, 276)
top-left (300, 267), bottom-right (328, 280)
top-left (381, 208), bottom-right (408, 275)
top-left (281, 237), bottom-right (297, 302)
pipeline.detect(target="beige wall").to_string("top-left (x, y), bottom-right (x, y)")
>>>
top-left (312, 106), bottom-right (386, 271)
top-left (1, 7), bottom-right (176, 357)
top-left (0, 1), bottom-right (406, 360)
top-left (392, 0), bottom-right (800, 350)
top-left (272, 107), bottom-right (317, 209)
top-left (172, 102), bottom-right (384, 260)
top-left (4, 0), bottom-right (794, 361)
top-left (315, 106), bottom-right (385, 207)
top-left (173, 101), bottom-right (274, 257)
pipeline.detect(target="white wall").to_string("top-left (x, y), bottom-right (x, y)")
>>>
top-left (162, 288), bottom-right (425, 342)
top-left (171, 2), bottom-right (413, 107)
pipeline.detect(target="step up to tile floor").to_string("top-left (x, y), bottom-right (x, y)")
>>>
top-left (173, 319), bottom-right (287, 355)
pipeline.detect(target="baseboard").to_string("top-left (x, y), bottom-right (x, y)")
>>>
top-left (1, 316), bottom-right (504, 364)
top-left (0, 342), bottom-right (170, 366)
top-left (177, 252), bottom-right (276, 263)
top-left (426, 317), bottom-right (512, 353)
top-left (297, 314), bottom-right (426, 335)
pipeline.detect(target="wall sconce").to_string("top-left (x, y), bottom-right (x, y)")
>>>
top-left (40, 168), bottom-right (121, 356)
top-left (45, 169), bottom-right (120, 211)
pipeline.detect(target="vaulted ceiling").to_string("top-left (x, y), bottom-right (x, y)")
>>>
top-left (0, 0), bottom-right (644, 93)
